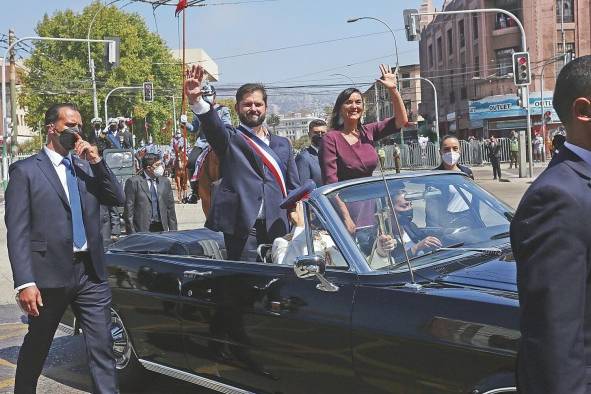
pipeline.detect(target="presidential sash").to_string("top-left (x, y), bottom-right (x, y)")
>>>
top-left (237, 125), bottom-right (287, 197)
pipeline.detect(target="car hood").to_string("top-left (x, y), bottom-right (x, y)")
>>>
top-left (437, 252), bottom-right (517, 293)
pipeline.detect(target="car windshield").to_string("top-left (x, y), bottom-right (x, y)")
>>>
top-left (325, 174), bottom-right (513, 271)
top-left (104, 151), bottom-right (134, 170)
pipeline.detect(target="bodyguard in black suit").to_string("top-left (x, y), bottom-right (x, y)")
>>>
top-left (185, 65), bottom-right (299, 261)
top-left (5, 103), bottom-right (125, 393)
top-left (124, 153), bottom-right (178, 233)
top-left (510, 56), bottom-right (591, 394)
top-left (295, 119), bottom-right (326, 187)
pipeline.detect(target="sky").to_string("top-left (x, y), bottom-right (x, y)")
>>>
top-left (0, 1), bottom-right (446, 85)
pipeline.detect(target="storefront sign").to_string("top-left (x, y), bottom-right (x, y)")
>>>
top-left (469, 92), bottom-right (559, 125)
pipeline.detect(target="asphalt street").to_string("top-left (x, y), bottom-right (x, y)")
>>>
top-left (0, 162), bottom-right (547, 393)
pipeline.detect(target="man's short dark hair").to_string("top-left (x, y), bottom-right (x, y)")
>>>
top-left (309, 119), bottom-right (327, 132)
top-left (141, 153), bottom-right (160, 169)
top-left (236, 83), bottom-right (267, 104)
top-left (553, 55), bottom-right (591, 126)
top-left (440, 134), bottom-right (459, 148)
top-left (44, 103), bottom-right (78, 126)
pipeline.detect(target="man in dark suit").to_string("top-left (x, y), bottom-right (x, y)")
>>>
top-left (510, 55), bottom-right (591, 394)
top-left (117, 117), bottom-right (133, 149)
top-left (5, 103), bottom-right (125, 393)
top-left (123, 152), bottom-right (177, 233)
top-left (486, 135), bottom-right (502, 181)
top-left (184, 65), bottom-right (300, 261)
top-left (295, 118), bottom-right (326, 187)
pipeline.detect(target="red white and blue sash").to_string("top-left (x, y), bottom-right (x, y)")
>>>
top-left (238, 125), bottom-right (287, 197)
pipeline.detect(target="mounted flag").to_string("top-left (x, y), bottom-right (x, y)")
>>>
top-left (175, 0), bottom-right (188, 17)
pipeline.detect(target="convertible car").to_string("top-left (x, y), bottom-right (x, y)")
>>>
top-left (60, 171), bottom-right (520, 394)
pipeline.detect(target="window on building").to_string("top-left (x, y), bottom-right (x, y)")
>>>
top-left (474, 55), bottom-right (480, 77)
top-left (460, 86), bottom-right (467, 100)
top-left (437, 37), bottom-right (443, 62)
top-left (450, 90), bottom-right (456, 103)
top-left (401, 73), bottom-right (411, 88)
top-left (472, 14), bottom-right (479, 39)
top-left (495, 47), bottom-right (517, 76)
top-left (556, 0), bottom-right (574, 23)
top-left (555, 42), bottom-right (576, 75)
top-left (447, 29), bottom-right (453, 55)
top-left (428, 44), bottom-right (434, 67)
top-left (459, 20), bottom-right (465, 48)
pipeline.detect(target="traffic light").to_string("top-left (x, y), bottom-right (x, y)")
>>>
top-left (512, 51), bottom-right (531, 86)
top-left (403, 9), bottom-right (420, 41)
top-left (104, 37), bottom-right (120, 71)
top-left (143, 82), bottom-right (154, 102)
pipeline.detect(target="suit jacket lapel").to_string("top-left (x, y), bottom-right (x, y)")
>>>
top-left (72, 156), bottom-right (88, 214)
top-left (36, 149), bottom-right (70, 208)
top-left (140, 177), bottom-right (153, 202)
top-left (268, 133), bottom-right (287, 174)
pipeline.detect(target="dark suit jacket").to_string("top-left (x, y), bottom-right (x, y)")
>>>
top-left (295, 146), bottom-right (322, 187)
top-left (197, 107), bottom-right (299, 239)
top-left (123, 174), bottom-right (177, 233)
top-left (486, 141), bottom-right (501, 159)
top-left (5, 149), bottom-right (125, 288)
top-left (510, 146), bottom-right (591, 394)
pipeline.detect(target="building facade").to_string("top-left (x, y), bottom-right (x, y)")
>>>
top-left (0, 60), bottom-right (35, 149)
top-left (273, 113), bottom-right (324, 142)
top-left (418, 0), bottom-right (590, 138)
top-left (362, 64), bottom-right (423, 124)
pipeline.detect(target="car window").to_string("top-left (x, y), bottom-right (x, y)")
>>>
top-left (326, 175), bottom-right (513, 271)
top-left (307, 206), bottom-right (348, 269)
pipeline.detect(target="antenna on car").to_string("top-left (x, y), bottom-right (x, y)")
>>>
top-left (374, 121), bottom-right (419, 290)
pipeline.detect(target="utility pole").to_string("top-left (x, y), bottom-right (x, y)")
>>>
top-left (8, 30), bottom-right (17, 157)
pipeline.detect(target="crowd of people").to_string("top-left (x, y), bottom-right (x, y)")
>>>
top-left (4, 56), bottom-right (591, 393)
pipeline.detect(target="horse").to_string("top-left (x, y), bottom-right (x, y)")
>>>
top-left (174, 149), bottom-right (189, 203)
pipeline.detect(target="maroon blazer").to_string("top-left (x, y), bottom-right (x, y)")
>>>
top-left (319, 117), bottom-right (399, 185)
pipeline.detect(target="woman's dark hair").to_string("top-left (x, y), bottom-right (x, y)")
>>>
top-left (440, 134), bottom-right (459, 148)
top-left (44, 103), bottom-right (78, 126)
top-left (330, 88), bottom-right (363, 130)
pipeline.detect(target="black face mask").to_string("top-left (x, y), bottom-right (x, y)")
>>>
top-left (311, 134), bottom-right (323, 147)
top-left (397, 209), bottom-right (414, 224)
top-left (58, 127), bottom-right (80, 151)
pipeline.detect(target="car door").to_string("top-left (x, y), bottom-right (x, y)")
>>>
top-left (108, 252), bottom-right (194, 370)
top-left (180, 258), bottom-right (357, 394)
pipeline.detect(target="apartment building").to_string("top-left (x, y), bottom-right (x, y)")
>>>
top-left (273, 113), bottom-right (324, 142)
top-left (418, 0), bottom-right (590, 138)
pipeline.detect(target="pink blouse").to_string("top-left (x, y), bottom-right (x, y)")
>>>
top-left (319, 117), bottom-right (400, 184)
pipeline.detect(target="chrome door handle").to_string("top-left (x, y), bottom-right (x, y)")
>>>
top-left (183, 270), bottom-right (213, 279)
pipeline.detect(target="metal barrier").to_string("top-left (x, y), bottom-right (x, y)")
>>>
top-left (382, 138), bottom-right (514, 169)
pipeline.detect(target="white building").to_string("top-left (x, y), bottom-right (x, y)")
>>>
top-left (272, 113), bottom-right (325, 142)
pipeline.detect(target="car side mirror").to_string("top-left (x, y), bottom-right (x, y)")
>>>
top-left (294, 255), bottom-right (339, 292)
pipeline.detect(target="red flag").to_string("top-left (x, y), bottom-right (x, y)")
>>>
top-left (175, 0), bottom-right (188, 17)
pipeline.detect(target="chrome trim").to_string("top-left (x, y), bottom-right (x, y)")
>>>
top-left (481, 388), bottom-right (517, 394)
top-left (57, 323), bottom-right (76, 336)
top-left (138, 359), bottom-right (254, 394)
top-left (110, 308), bottom-right (133, 370)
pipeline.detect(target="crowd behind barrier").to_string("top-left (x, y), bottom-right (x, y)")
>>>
top-left (1, 138), bottom-right (524, 177)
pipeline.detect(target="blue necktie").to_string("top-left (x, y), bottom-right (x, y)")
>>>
top-left (62, 157), bottom-right (87, 248)
top-left (149, 179), bottom-right (160, 222)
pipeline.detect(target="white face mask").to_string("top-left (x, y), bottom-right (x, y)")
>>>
top-left (153, 165), bottom-right (164, 177)
top-left (442, 151), bottom-right (461, 166)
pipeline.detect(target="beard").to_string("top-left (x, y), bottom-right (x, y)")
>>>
top-left (239, 111), bottom-right (266, 128)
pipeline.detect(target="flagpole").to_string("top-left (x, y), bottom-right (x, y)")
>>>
top-left (181, 5), bottom-right (188, 163)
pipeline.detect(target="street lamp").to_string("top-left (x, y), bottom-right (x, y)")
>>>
top-left (399, 76), bottom-right (439, 148)
top-left (347, 17), bottom-right (399, 123)
top-left (1, 36), bottom-right (116, 187)
top-left (330, 73), bottom-right (356, 87)
top-left (87, 0), bottom-right (125, 119)
top-left (104, 86), bottom-right (143, 122)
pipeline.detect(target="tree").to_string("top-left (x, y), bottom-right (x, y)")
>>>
top-left (216, 98), bottom-right (239, 126)
top-left (293, 135), bottom-right (310, 151)
top-left (266, 113), bottom-right (280, 133)
top-left (18, 1), bottom-right (181, 146)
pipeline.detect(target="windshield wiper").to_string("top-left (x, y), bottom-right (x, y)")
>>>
top-left (490, 231), bottom-right (510, 240)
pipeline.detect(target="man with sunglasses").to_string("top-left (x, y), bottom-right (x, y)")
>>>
top-left (5, 103), bottom-right (124, 393)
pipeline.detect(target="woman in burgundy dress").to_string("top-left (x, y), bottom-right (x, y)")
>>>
top-left (320, 64), bottom-right (408, 234)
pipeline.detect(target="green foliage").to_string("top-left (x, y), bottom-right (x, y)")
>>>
top-left (216, 98), bottom-right (239, 126)
top-left (293, 135), bottom-right (310, 151)
top-left (19, 1), bottom-right (181, 146)
top-left (267, 113), bottom-right (280, 128)
top-left (17, 134), bottom-right (45, 154)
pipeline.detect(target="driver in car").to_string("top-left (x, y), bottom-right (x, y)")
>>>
top-left (389, 189), bottom-right (442, 258)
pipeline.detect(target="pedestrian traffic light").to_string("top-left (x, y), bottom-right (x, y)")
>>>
top-left (516, 86), bottom-right (528, 109)
top-left (403, 9), bottom-right (420, 41)
top-left (104, 36), bottom-right (120, 71)
top-left (143, 82), bottom-right (154, 102)
top-left (512, 51), bottom-right (531, 86)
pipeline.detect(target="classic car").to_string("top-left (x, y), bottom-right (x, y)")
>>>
top-left (60, 171), bottom-right (520, 394)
